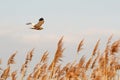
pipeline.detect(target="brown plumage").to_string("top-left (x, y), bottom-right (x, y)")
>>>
top-left (26, 18), bottom-right (44, 30)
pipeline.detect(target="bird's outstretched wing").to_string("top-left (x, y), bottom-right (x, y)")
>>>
top-left (26, 22), bottom-right (35, 26)
top-left (26, 22), bottom-right (32, 25)
top-left (34, 20), bottom-right (44, 29)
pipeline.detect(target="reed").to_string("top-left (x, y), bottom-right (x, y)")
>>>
top-left (0, 36), bottom-right (120, 80)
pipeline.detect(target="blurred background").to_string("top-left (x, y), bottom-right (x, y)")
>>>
top-left (0, 0), bottom-right (120, 68)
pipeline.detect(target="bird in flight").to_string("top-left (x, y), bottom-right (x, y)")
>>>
top-left (26, 18), bottom-right (44, 30)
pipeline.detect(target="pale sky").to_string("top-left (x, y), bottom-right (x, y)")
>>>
top-left (0, 0), bottom-right (120, 67)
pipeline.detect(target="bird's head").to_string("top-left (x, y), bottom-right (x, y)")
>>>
top-left (39, 18), bottom-right (44, 21)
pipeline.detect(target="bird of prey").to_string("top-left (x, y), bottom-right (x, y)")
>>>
top-left (26, 18), bottom-right (44, 30)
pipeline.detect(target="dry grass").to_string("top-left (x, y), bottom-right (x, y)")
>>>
top-left (0, 36), bottom-right (120, 80)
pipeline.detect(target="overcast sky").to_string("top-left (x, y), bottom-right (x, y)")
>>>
top-left (0, 0), bottom-right (120, 67)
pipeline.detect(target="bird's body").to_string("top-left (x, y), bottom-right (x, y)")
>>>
top-left (26, 18), bottom-right (44, 30)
